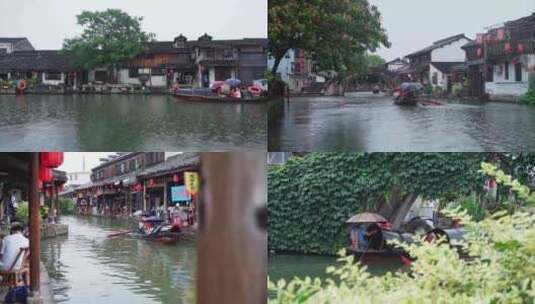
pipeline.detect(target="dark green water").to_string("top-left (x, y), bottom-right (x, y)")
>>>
top-left (269, 93), bottom-right (535, 151)
top-left (0, 94), bottom-right (267, 151)
top-left (268, 254), bottom-right (403, 283)
top-left (41, 216), bottom-right (196, 304)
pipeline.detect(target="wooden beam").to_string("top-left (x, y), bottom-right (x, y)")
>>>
top-left (197, 153), bottom-right (267, 304)
top-left (28, 152), bottom-right (41, 298)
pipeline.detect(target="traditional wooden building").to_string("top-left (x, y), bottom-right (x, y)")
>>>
top-left (74, 153), bottom-right (165, 217)
top-left (0, 37), bottom-right (34, 54)
top-left (463, 13), bottom-right (535, 100)
top-left (136, 153), bottom-right (199, 223)
top-left (116, 34), bottom-right (268, 89)
top-left (405, 34), bottom-right (471, 91)
top-left (0, 50), bottom-right (78, 88)
top-left (71, 152), bottom-right (199, 220)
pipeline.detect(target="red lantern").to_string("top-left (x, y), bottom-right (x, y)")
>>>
top-left (149, 179), bottom-right (155, 186)
top-left (505, 43), bottom-right (512, 53)
top-left (173, 174), bottom-right (180, 183)
top-left (40, 152), bottom-right (64, 168)
top-left (476, 48), bottom-right (483, 57)
top-left (38, 180), bottom-right (43, 190)
top-left (39, 167), bottom-right (53, 183)
top-left (517, 44), bottom-right (524, 53)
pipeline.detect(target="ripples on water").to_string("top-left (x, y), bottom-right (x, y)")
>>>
top-left (0, 95), bottom-right (267, 151)
top-left (41, 216), bottom-right (196, 304)
top-left (268, 94), bottom-right (535, 151)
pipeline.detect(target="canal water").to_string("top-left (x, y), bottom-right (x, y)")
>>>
top-left (41, 216), bottom-right (196, 304)
top-left (0, 94), bottom-right (267, 151)
top-left (268, 254), bottom-right (403, 283)
top-left (268, 94), bottom-right (535, 151)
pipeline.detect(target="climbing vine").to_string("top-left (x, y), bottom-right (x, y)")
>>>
top-left (268, 153), bottom-right (533, 255)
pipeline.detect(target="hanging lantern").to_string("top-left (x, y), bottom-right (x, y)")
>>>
top-left (149, 179), bottom-right (155, 186)
top-left (39, 166), bottom-right (53, 183)
top-left (173, 174), bottom-right (180, 183)
top-left (38, 180), bottom-right (43, 190)
top-left (504, 43), bottom-right (512, 53)
top-left (517, 44), bottom-right (524, 54)
top-left (40, 152), bottom-right (64, 168)
top-left (476, 48), bottom-right (483, 57)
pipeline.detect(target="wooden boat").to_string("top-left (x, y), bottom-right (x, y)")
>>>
top-left (173, 88), bottom-right (269, 103)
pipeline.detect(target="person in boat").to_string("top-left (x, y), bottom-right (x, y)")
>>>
top-left (357, 224), bottom-right (370, 250)
top-left (0, 223), bottom-right (29, 271)
top-left (230, 87), bottom-right (242, 99)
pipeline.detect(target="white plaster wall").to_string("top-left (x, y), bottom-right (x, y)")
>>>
top-left (150, 75), bottom-right (166, 87)
top-left (431, 38), bottom-right (470, 62)
top-left (117, 69), bottom-right (141, 85)
top-left (429, 64), bottom-right (446, 89)
top-left (388, 62), bottom-right (406, 72)
top-left (267, 49), bottom-right (295, 83)
top-left (0, 43), bottom-right (13, 53)
top-left (42, 72), bottom-right (64, 85)
top-left (485, 55), bottom-right (534, 97)
top-left (208, 67), bottom-right (216, 86)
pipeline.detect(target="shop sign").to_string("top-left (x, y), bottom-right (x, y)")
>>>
top-left (184, 172), bottom-right (199, 195)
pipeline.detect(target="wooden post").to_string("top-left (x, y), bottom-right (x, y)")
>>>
top-left (197, 153), bottom-right (267, 304)
top-left (28, 152), bottom-right (42, 302)
top-left (54, 185), bottom-right (59, 220)
top-left (163, 182), bottom-right (168, 222)
top-left (142, 181), bottom-right (147, 211)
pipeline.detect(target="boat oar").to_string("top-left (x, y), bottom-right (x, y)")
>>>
top-left (107, 229), bottom-right (135, 238)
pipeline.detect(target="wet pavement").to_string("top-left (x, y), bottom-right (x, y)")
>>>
top-left (268, 93), bottom-right (535, 151)
top-left (0, 94), bottom-right (267, 151)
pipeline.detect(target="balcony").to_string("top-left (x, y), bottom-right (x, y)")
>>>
top-left (485, 39), bottom-right (535, 60)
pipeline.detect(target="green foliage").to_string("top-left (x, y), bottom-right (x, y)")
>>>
top-left (448, 195), bottom-right (486, 221)
top-left (451, 83), bottom-right (463, 97)
top-left (268, 168), bottom-right (535, 303)
top-left (15, 201), bottom-right (29, 223)
top-left (268, 153), bottom-right (490, 255)
top-left (520, 90), bottom-right (535, 106)
top-left (268, 0), bottom-right (390, 80)
top-left (59, 198), bottom-right (76, 215)
top-left (423, 84), bottom-right (433, 95)
top-left (62, 9), bottom-right (155, 70)
top-left (365, 54), bottom-right (386, 69)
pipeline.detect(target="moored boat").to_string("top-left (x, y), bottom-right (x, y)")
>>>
top-left (173, 89), bottom-right (269, 103)
top-left (393, 82), bottom-right (423, 106)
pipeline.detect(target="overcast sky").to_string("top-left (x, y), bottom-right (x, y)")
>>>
top-left (0, 0), bottom-right (267, 49)
top-left (59, 153), bottom-right (114, 173)
top-left (369, 0), bottom-right (535, 61)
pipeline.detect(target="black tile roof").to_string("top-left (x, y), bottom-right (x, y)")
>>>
top-left (0, 50), bottom-right (74, 72)
top-left (406, 34), bottom-right (471, 58)
top-left (430, 62), bottom-right (466, 73)
top-left (143, 38), bottom-right (268, 54)
top-left (137, 153), bottom-right (199, 179)
top-left (0, 38), bottom-right (28, 43)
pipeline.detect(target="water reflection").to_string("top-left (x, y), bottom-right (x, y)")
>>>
top-left (268, 95), bottom-right (535, 151)
top-left (0, 95), bottom-right (267, 151)
top-left (41, 216), bottom-right (196, 304)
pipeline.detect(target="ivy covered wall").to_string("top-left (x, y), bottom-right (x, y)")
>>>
top-left (267, 153), bottom-right (503, 255)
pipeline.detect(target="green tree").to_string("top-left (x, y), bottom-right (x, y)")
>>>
top-left (63, 9), bottom-right (155, 75)
top-left (268, 0), bottom-right (390, 82)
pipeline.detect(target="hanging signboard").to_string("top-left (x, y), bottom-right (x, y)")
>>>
top-left (184, 172), bottom-right (199, 195)
top-left (171, 185), bottom-right (191, 202)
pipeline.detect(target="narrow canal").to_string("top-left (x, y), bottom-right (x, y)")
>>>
top-left (268, 94), bottom-right (535, 151)
top-left (41, 216), bottom-right (196, 304)
top-left (0, 95), bottom-right (267, 151)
